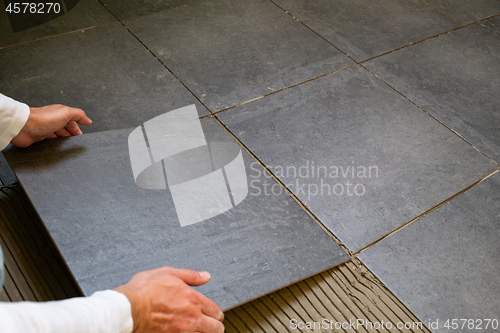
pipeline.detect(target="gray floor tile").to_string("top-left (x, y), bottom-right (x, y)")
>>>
top-left (422, 0), bottom-right (500, 25)
top-left (3, 114), bottom-right (348, 310)
top-left (469, 15), bottom-right (500, 46)
top-left (364, 28), bottom-right (500, 163)
top-left (358, 171), bottom-right (500, 332)
top-left (124, 0), bottom-right (353, 112)
top-left (0, 0), bottom-right (114, 48)
top-left (101, 0), bottom-right (206, 20)
top-left (217, 65), bottom-right (499, 252)
top-left (0, 23), bottom-right (207, 133)
top-left (272, 0), bottom-right (459, 62)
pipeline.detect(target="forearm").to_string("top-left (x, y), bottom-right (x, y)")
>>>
top-left (0, 290), bottom-right (133, 333)
top-left (0, 93), bottom-right (30, 150)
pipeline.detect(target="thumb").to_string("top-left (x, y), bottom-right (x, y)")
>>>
top-left (166, 268), bottom-right (211, 286)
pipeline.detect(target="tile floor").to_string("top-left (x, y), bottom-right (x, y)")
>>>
top-left (1, 0), bottom-right (499, 331)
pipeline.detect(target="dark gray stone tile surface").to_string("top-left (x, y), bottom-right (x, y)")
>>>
top-left (217, 65), bottom-right (499, 252)
top-left (0, 0), bottom-right (114, 48)
top-left (469, 15), bottom-right (500, 45)
top-left (364, 28), bottom-right (500, 163)
top-left (124, 0), bottom-right (353, 112)
top-left (4, 115), bottom-right (348, 310)
top-left (101, 0), bottom-right (206, 20)
top-left (0, 23), bottom-right (207, 133)
top-left (422, 0), bottom-right (500, 24)
top-left (272, 0), bottom-right (459, 61)
top-left (358, 172), bottom-right (500, 332)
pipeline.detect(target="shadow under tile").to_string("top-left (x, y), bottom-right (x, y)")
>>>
top-left (3, 111), bottom-right (348, 310)
top-left (272, 0), bottom-right (459, 62)
top-left (124, 0), bottom-right (353, 112)
top-left (0, 22), bottom-right (207, 133)
top-left (217, 65), bottom-right (499, 252)
top-left (364, 27), bottom-right (500, 163)
top-left (100, 0), bottom-right (207, 20)
top-left (0, 0), bottom-right (115, 48)
top-left (0, 154), bottom-right (17, 186)
top-left (468, 15), bottom-right (500, 46)
top-left (358, 171), bottom-right (500, 332)
top-left (422, 0), bottom-right (500, 25)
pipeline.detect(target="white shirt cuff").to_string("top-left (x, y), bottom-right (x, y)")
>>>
top-left (0, 93), bottom-right (30, 150)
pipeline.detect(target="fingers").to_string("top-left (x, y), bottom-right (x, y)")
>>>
top-left (160, 267), bottom-right (224, 321)
top-left (55, 128), bottom-right (72, 137)
top-left (67, 107), bottom-right (93, 126)
top-left (197, 293), bottom-right (224, 322)
top-left (198, 315), bottom-right (225, 333)
top-left (63, 120), bottom-right (83, 136)
top-left (165, 267), bottom-right (211, 286)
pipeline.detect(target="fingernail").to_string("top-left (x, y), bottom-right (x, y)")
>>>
top-left (200, 271), bottom-right (211, 280)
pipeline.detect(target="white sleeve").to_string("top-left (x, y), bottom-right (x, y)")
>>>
top-left (0, 93), bottom-right (30, 150)
top-left (0, 290), bottom-right (134, 333)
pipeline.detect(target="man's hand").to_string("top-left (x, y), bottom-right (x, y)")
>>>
top-left (11, 104), bottom-right (92, 148)
top-left (114, 267), bottom-right (224, 333)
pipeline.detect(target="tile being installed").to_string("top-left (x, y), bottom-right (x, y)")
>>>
top-left (421, 0), bottom-right (500, 25)
top-left (358, 172), bottom-right (500, 332)
top-left (0, 22), bottom-right (207, 133)
top-left (101, 0), bottom-right (206, 20)
top-left (272, 0), bottom-right (459, 62)
top-left (0, 0), bottom-right (114, 48)
top-left (217, 65), bottom-right (499, 252)
top-left (363, 27), bottom-right (500, 163)
top-left (124, 0), bottom-right (353, 112)
top-left (3, 111), bottom-right (348, 310)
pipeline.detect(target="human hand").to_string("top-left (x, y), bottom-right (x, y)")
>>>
top-left (113, 267), bottom-right (224, 333)
top-left (10, 104), bottom-right (92, 148)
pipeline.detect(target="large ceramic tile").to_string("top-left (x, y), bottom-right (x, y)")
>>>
top-left (0, 23), bottom-right (207, 133)
top-left (3, 111), bottom-right (348, 310)
top-left (272, 0), bottom-right (459, 61)
top-left (358, 172), bottom-right (500, 332)
top-left (0, 0), bottom-right (114, 48)
top-left (101, 0), bottom-right (206, 20)
top-left (217, 65), bottom-right (499, 252)
top-left (469, 15), bottom-right (500, 45)
top-left (364, 28), bottom-right (500, 163)
top-left (124, 0), bottom-right (353, 112)
top-left (422, 0), bottom-right (500, 24)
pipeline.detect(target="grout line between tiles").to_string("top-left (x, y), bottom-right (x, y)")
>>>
top-left (360, 64), bottom-right (500, 166)
top-left (464, 16), bottom-right (500, 47)
top-left (0, 22), bottom-right (116, 51)
top-left (418, 0), bottom-right (461, 23)
top-left (359, 12), bottom-right (500, 64)
top-left (266, 0), bottom-right (500, 166)
top-left (419, 0), bottom-right (500, 27)
top-left (211, 63), bottom-right (358, 116)
top-left (95, 0), bottom-right (214, 116)
top-left (354, 168), bottom-right (500, 255)
top-left (268, 0), bottom-right (358, 64)
top-left (109, 0), bottom-right (215, 23)
top-left (210, 114), bottom-right (354, 259)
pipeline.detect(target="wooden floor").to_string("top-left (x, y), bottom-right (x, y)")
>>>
top-left (0, 184), bottom-right (430, 332)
